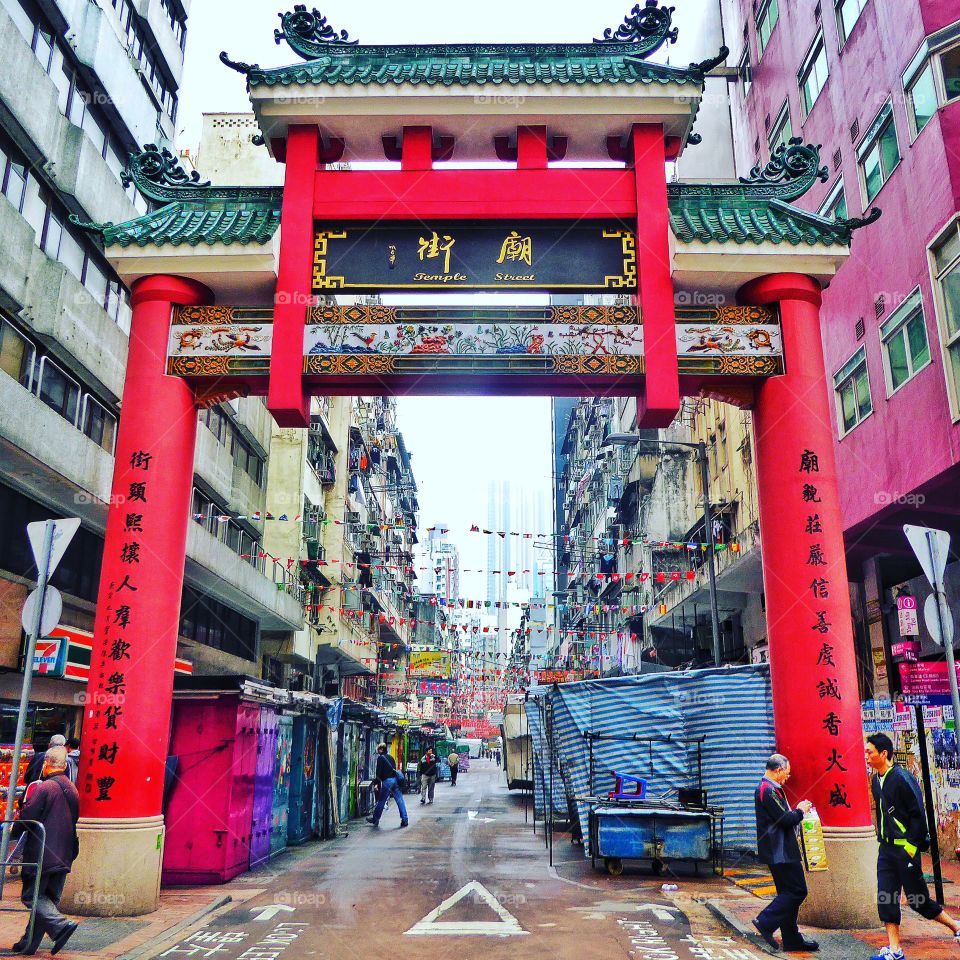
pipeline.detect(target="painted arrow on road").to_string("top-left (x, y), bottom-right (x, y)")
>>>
top-left (251, 904), bottom-right (297, 922)
top-left (467, 811), bottom-right (496, 823)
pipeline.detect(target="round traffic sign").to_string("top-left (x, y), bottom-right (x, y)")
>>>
top-left (21, 587), bottom-right (63, 638)
top-left (924, 592), bottom-right (955, 647)
top-left (897, 595), bottom-right (917, 611)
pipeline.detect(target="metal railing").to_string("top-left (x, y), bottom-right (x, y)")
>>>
top-left (0, 820), bottom-right (46, 947)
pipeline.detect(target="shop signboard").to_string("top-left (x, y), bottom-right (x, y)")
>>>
top-left (534, 670), bottom-right (583, 685)
top-left (891, 640), bottom-right (921, 662)
top-left (900, 661), bottom-right (960, 706)
top-left (408, 651), bottom-right (451, 678)
top-left (897, 595), bottom-right (919, 637)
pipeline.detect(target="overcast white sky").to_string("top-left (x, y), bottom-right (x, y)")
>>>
top-left (176, 0), bottom-right (710, 600)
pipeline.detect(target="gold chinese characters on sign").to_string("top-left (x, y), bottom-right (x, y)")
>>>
top-left (312, 221), bottom-right (637, 292)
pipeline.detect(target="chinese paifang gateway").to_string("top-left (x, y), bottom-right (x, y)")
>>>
top-left (67, 1), bottom-right (882, 926)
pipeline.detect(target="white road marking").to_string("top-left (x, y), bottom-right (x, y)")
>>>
top-left (251, 904), bottom-right (297, 921)
top-left (467, 810), bottom-right (496, 823)
top-left (637, 903), bottom-right (683, 922)
top-left (404, 881), bottom-right (529, 937)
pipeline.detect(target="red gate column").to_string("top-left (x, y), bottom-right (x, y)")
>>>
top-left (632, 124), bottom-right (679, 427)
top-left (269, 124), bottom-right (319, 428)
top-left (740, 273), bottom-right (878, 929)
top-left (63, 275), bottom-right (211, 917)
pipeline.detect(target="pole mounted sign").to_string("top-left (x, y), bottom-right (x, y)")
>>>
top-left (904, 525), bottom-right (959, 724)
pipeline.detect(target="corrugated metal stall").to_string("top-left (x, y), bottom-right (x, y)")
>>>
top-left (542, 665), bottom-right (774, 852)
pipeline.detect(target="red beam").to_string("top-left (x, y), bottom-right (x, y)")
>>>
top-left (313, 168), bottom-right (637, 221)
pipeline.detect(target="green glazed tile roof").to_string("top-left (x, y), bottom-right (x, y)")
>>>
top-left (668, 194), bottom-right (867, 246)
top-left (101, 199), bottom-right (282, 248)
top-left (241, 45), bottom-right (709, 89)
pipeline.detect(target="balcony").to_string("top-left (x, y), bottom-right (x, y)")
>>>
top-left (22, 252), bottom-right (129, 403)
top-left (186, 521), bottom-right (304, 631)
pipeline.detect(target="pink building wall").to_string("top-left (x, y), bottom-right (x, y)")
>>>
top-left (722, 0), bottom-right (960, 541)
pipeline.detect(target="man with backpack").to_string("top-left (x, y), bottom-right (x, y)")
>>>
top-left (366, 744), bottom-right (408, 829)
top-left (10, 745), bottom-right (79, 955)
top-left (865, 733), bottom-right (960, 960)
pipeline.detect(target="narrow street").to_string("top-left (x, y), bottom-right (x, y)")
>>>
top-left (149, 761), bottom-right (764, 960)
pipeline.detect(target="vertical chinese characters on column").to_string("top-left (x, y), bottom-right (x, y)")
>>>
top-left (86, 449), bottom-right (151, 804)
top-left (801, 449), bottom-right (851, 811)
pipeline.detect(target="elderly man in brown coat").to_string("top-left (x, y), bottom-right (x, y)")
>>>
top-left (10, 745), bottom-right (80, 955)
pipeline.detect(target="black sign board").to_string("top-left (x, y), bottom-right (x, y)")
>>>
top-left (312, 221), bottom-right (637, 293)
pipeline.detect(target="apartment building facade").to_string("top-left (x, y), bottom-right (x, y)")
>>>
top-left (720, 0), bottom-right (960, 697)
top-left (551, 394), bottom-right (769, 674)
top-left (0, 7), bottom-right (308, 750)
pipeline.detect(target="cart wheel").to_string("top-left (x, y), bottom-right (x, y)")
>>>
top-left (605, 857), bottom-right (624, 877)
top-left (651, 858), bottom-right (665, 876)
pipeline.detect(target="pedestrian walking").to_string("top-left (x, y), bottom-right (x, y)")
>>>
top-left (10, 746), bottom-right (80, 956)
top-left (751, 754), bottom-right (819, 954)
top-left (448, 750), bottom-right (459, 786)
top-left (23, 735), bottom-right (66, 787)
top-left (495, 748), bottom-right (501, 768)
top-left (865, 733), bottom-right (960, 960)
top-left (65, 739), bottom-right (80, 785)
top-left (418, 749), bottom-right (438, 804)
top-left (366, 744), bottom-right (408, 829)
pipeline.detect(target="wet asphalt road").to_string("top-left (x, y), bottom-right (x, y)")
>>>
top-left (151, 760), bottom-right (766, 960)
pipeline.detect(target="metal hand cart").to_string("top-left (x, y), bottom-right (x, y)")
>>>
top-left (579, 732), bottom-right (725, 877)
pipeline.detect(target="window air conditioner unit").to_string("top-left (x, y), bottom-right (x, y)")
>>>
top-left (346, 510), bottom-right (361, 525)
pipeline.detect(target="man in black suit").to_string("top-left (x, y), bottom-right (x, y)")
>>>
top-left (752, 753), bottom-right (819, 953)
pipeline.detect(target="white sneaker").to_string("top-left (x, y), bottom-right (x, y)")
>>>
top-left (869, 948), bottom-right (905, 960)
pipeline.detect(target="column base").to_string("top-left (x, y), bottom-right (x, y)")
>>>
top-left (800, 826), bottom-right (881, 930)
top-left (61, 816), bottom-right (164, 917)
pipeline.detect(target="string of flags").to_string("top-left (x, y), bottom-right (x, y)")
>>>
top-left (190, 511), bottom-right (734, 552)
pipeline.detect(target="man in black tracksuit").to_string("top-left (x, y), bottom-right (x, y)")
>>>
top-left (752, 754), bottom-right (819, 953)
top-left (865, 733), bottom-right (960, 960)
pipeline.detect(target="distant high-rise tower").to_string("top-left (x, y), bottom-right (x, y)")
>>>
top-left (428, 524), bottom-right (460, 602)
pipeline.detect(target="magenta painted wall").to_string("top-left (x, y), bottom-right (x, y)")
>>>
top-left (722, 0), bottom-right (960, 532)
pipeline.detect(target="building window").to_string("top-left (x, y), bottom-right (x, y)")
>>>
top-left (904, 48), bottom-right (938, 138)
top-left (818, 178), bottom-right (848, 220)
top-left (799, 33), bottom-right (829, 116)
top-left (756, 0), bottom-right (779, 55)
top-left (738, 47), bottom-right (752, 97)
top-left (768, 102), bottom-right (793, 154)
top-left (857, 103), bottom-right (900, 203)
top-left (941, 43), bottom-right (960, 103)
top-left (232, 433), bottom-right (265, 487)
top-left (880, 289), bottom-right (930, 394)
top-left (833, 346), bottom-right (872, 435)
top-left (0, 317), bottom-right (34, 387)
top-left (81, 395), bottom-right (117, 453)
top-left (34, 356), bottom-right (81, 425)
top-left (835, 0), bottom-right (869, 47)
top-left (931, 222), bottom-right (960, 417)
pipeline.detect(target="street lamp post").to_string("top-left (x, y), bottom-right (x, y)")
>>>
top-left (602, 433), bottom-right (723, 667)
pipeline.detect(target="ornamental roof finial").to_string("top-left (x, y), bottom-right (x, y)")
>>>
top-left (275, 6), bottom-right (358, 61)
top-left (738, 137), bottom-right (829, 201)
top-left (594, 2), bottom-right (678, 55)
top-left (121, 144), bottom-right (210, 202)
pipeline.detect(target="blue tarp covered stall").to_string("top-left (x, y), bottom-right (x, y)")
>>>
top-left (536, 664), bottom-right (774, 853)
top-left (526, 695), bottom-right (570, 821)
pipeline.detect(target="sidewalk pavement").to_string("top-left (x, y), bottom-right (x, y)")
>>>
top-left (0, 872), bottom-right (265, 958)
top-left (709, 853), bottom-right (960, 959)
